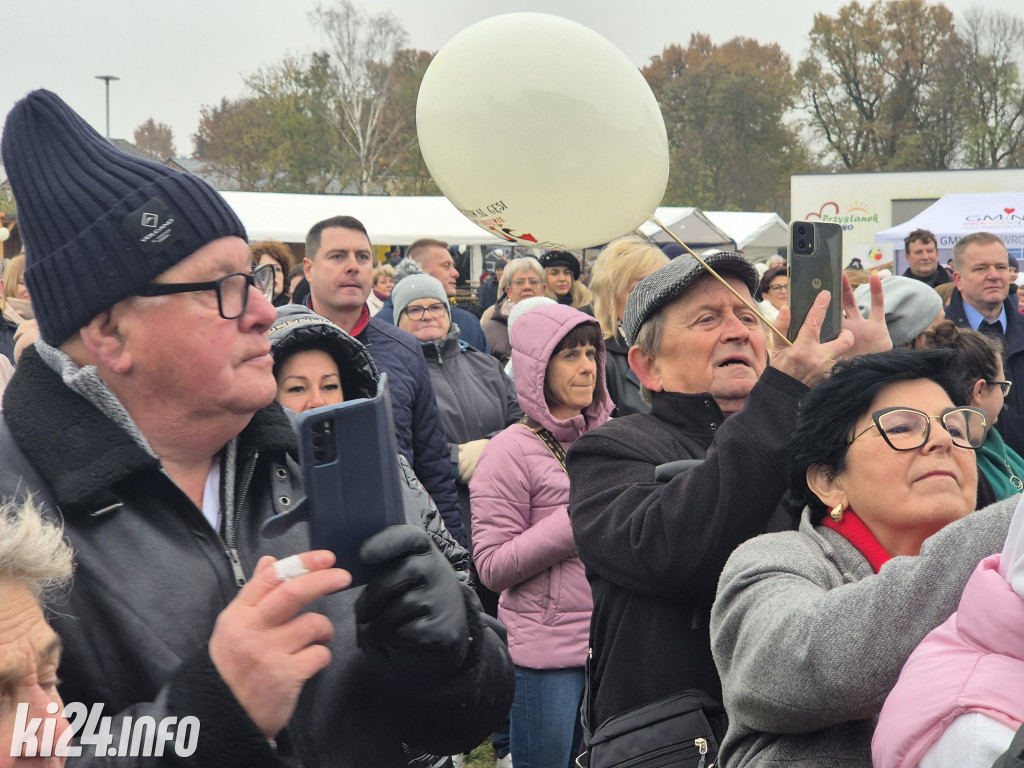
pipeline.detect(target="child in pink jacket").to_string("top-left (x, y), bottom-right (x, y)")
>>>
top-left (873, 498), bottom-right (1024, 768)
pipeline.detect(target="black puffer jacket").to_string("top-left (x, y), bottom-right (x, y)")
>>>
top-left (0, 346), bottom-right (514, 768)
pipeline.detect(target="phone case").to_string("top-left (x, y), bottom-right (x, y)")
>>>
top-left (787, 221), bottom-right (843, 343)
top-left (295, 373), bottom-right (406, 586)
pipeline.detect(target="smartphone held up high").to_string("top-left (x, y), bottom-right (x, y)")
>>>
top-left (787, 220), bottom-right (843, 343)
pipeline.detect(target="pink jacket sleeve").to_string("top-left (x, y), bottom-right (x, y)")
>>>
top-left (469, 428), bottom-right (576, 594)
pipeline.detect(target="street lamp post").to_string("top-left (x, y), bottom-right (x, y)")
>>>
top-left (94, 75), bottom-right (120, 140)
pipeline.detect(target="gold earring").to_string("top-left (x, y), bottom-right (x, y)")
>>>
top-left (830, 503), bottom-right (844, 522)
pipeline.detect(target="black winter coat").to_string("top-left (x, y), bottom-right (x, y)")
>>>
top-left (567, 368), bottom-right (806, 734)
top-left (0, 347), bottom-right (514, 768)
top-left (602, 335), bottom-right (649, 417)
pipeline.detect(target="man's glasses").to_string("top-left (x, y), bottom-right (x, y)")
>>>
top-left (849, 406), bottom-right (988, 451)
top-left (404, 303), bottom-right (448, 321)
top-left (989, 380), bottom-right (1013, 396)
top-left (137, 263), bottom-right (276, 320)
top-left (511, 278), bottom-right (542, 288)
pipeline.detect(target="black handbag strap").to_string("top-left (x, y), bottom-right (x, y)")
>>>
top-left (518, 416), bottom-right (568, 475)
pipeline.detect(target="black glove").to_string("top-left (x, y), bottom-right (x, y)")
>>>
top-left (355, 525), bottom-right (470, 680)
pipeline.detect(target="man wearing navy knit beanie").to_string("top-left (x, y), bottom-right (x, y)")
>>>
top-left (0, 90), bottom-right (512, 767)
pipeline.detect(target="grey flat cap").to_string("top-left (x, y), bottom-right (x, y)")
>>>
top-left (622, 250), bottom-right (759, 346)
top-left (854, 275), bottom-right (943, 348)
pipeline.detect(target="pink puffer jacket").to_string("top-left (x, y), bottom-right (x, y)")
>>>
top-left (470, 304), bottom-right (612, 669)
top-left (873, 553), bottom-right (1024, 768)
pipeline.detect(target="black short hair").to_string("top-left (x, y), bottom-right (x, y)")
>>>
top-left (553, 320), bottom-right (603, 355)
top-left (305, 215), bottom-right (370, 259)
top-left (789, 349), bottom-right (969, 523)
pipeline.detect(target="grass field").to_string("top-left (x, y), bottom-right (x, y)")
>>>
top-left (462, 739), bottom-right (496, 767)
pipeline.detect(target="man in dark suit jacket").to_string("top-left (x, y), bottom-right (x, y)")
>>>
top-left (945, 231), bottom-right (1024, 455)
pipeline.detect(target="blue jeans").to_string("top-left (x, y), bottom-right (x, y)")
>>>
top-left (510, 666), bottom-right (584, 768)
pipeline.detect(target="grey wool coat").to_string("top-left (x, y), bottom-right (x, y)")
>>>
top-left (710, 498), bottom-right (1019, 768)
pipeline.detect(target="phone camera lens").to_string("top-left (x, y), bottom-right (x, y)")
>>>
top-left (797, 240), bottom-right (808, 250)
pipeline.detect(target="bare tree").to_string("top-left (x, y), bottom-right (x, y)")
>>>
top-left (311, 0), bottom-right (411, 194)
top-left (958, 8), bottom-right (1024, 167)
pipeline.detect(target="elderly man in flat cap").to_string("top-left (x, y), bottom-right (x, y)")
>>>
top-left (567, 251), bottom-right (888, 762)
top-left (0, 89), bottom-right (513, 768)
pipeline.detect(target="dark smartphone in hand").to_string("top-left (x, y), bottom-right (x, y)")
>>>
top-left (787, 220), bottom-right (843, 343)
top-left (295, 374), bottom-right (407, 586)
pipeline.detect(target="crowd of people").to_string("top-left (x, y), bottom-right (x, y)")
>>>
top-left (5, 87), bottom-right (1024, 768)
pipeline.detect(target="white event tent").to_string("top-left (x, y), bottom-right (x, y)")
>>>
top-left (219, 191), bottom-right (508, 249)
top-left (637, 207), bottom-right (735, 251)
top-left (875, 192), bottom-right (1024, 267)
top-left (704, 211), bottom-right (788, 263)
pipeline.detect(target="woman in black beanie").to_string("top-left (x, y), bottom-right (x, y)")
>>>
top-left (540, 251), bottom-right (592, 314)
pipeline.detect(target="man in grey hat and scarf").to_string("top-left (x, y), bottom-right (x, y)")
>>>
top-left (567, 251), bottom-right (889, 759)
top-left (0, 89), bottom-right (513, 767)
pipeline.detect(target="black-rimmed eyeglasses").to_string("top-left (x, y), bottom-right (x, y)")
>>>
top-left (849, 406), bottom-right (988, 451)
top-left (136, 263), bottom-right (276, 320)
top-left (404, 303), bottom-right (448, 321)
top-left (989, 380), bottom-right (1013, 396)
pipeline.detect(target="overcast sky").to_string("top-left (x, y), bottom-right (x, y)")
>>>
top-left (4, 0), bottom-right (1019, 154)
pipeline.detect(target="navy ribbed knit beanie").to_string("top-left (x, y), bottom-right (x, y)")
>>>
top-left (1, 89), bottom-right (247, 345)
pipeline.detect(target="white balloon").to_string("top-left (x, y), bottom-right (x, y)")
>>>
top-left (417, 13), bottom-right (669, 250)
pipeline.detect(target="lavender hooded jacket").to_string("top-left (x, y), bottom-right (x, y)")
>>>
top-left (470, 304), bottom-right (613, 669)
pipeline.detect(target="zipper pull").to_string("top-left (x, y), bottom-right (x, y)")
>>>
top-left (695, 738), bottom-right (708, 768)
top-left (227, 547), bottom-right (247, 587)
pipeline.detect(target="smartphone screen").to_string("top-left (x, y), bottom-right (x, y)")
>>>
top-left (787, 221), bottom-right (843, 343)
top-left (295, 374), bottom-right (407, 585)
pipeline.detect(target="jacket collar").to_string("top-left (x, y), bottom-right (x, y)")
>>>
top-left (3, 346), bottom-right (296, 515)
top-left (648, 389), bottom-right (726, 435)
top-left (947, 290), bottom-right (1024, 358)
top-left (418, 325), bottom-right (464, 362)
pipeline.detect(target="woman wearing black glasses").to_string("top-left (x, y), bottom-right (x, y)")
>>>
top-left (709, 349), bottom-right (1017, 768)
top-left (920, 320), bottom-right (1024, 501)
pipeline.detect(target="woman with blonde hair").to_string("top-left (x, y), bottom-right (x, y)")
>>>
top-left (0, 254), bottom-right (29, 366)
top-left (540, 251), bottom-right (592, 313)
top-left (588, 237), bottom-right (668, 416)
top-left (367, 263), bottom-right (396, 315)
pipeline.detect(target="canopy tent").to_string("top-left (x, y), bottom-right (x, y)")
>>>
top-left (875, 192), bottom-right (1024, 268)
top-left (637, 207), bottom-right (735, 251)
top-left (704, 211), bottom-right (788, 263)
top-left (219, 191), bottom-right (507, 248)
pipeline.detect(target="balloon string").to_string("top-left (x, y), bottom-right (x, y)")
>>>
top-left (649, 216), bottom-right (793, 348)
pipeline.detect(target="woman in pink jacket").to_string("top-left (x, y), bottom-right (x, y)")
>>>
top-left (470, 303), bottom-right (612, 768)
top-left (873, 499), bottom-right (1024, 768)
